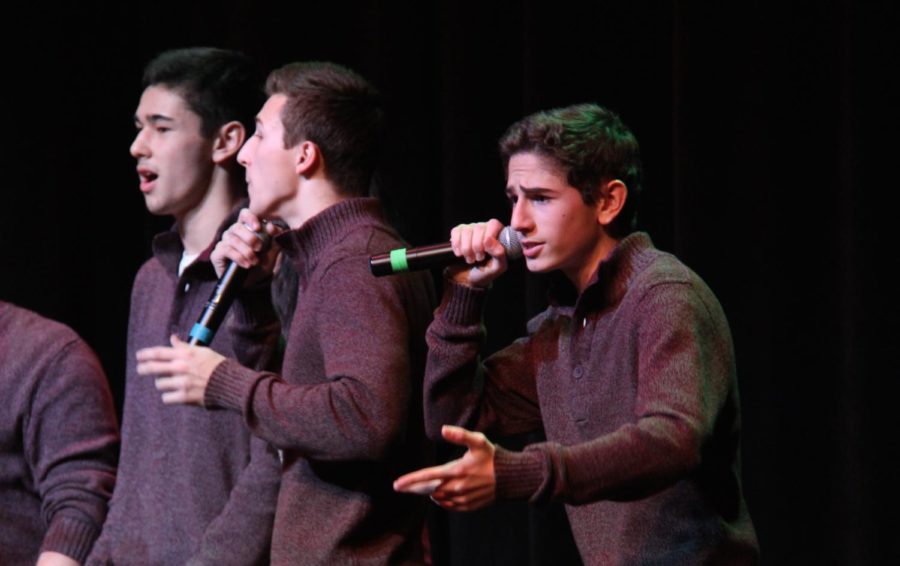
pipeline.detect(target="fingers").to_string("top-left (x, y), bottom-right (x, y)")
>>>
top-left (211, 209), bottom-right (273, 273)
top-left (154, 376), bottom-right (204, 405)
top-left (393, 462), bottom-right (458, 492)
top-left (450, 220), bottom-right (505, 263)
top-left (441, 425), bottom-right (489, 450)
top-left (430, 482), bottom-right (495, 511)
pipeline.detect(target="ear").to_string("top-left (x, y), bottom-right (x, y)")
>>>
top-left (211, 121), bottom-right (246, 165)
top-left (596, 180), bottom-right (628, 227)
top-left (294, 140), bottom-right (322, 177)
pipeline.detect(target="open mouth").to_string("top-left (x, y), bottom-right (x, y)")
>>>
top-left (138, 168), bottom-right (158, 191)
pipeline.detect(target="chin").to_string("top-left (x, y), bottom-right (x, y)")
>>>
top-left (524, 257), bottom-right (554, 274)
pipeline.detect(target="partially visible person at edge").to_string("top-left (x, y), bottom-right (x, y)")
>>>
top-left (88, 47), bottom-right (282, 565)
top-left (1, 301), bottom-right (119, 566)
top-left (135, 61), bottom-right (436, 565)
top-left (395, 103), bottom-right (759, 564)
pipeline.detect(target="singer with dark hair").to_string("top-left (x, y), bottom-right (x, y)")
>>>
top-left (136, 61), bottom-right (436, 564)
top-left (394, 103), bottom-right (760, 564)
top-left (0, 301), bottom-right (118, 566)
top-left (88, 47), bottom-right (282, 565)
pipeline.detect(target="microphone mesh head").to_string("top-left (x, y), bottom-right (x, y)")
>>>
top-left (499, 226), bottom-right (524, 260)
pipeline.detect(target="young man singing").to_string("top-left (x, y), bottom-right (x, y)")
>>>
top-left (89, 48), bottom-right (281, 565)
top-left (395, 104), bottom-right (760, 564)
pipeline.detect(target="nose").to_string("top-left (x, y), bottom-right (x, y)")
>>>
top-left (130, 128), bottom-right (149, 159)
top-left (237, 137), bottom-right (254, 168)
top-left (510, 199), bottom-right (533, 234)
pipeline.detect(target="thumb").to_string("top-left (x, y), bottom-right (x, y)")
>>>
top-left (442, 425), bottom-right (487, 450)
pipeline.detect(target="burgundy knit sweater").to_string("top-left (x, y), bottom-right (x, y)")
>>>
top-left (205, 198), bottom-right (436, 565)
top-left (0, 301), bottom-right (118, 565)
top-left (424, 232), bottom-right (759, 565)
top-left (88, 221), bottom-right (282, 566)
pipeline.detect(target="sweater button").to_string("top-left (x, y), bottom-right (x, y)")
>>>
top-left (573, 366), bottom-right (584, 380)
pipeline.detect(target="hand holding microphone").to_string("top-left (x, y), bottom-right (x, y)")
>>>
top-left (189, 209), bottom-right (284, 346)
top-left (369, 219), bottom-right (522, 289)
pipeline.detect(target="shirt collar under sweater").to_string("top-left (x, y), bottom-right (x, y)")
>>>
top-left (149, 201), bottom-right (247, 278)
top-left (275, 197), bottom-right (386, 276)
top-left (547, 231), bottom-right (657, 313)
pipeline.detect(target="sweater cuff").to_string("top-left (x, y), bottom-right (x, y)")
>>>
top-left (41, 513), bottom-right (100, 564)
top-left (205, 358), bottom-right (260, 412)
top-left (439, 279), bottom-right (488, 326)
top-left (494, 445), bottom-right (546, 501)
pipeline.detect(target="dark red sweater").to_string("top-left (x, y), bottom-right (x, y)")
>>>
top-left (424, 233), bottom-right (759, 565)
top-left (88, 222), bottom-right (282, 566)
top-left (0, 301), bottom-right (118, 564)
top-left (206, 198), bottom-right (436, 565)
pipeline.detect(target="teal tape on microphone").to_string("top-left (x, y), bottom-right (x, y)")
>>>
top-left (390, 248), bottom-right (409, 272)
top-left (190, 324), bottom-right (213, 345)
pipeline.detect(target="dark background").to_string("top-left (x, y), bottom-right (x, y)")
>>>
top-left (2, 1), bottom-right (897, 563)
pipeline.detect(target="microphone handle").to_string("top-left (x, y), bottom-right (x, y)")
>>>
top-left (188, 262), bottom-right (249, 346)
top-left (369, 242), bottom-right (456, 276)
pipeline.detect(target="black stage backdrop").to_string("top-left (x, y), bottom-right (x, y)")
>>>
top-left (2, 2), bottom-right (897, 564)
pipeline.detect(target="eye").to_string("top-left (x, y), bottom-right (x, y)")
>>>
top-left (155, 126), bottom-right (171, 133)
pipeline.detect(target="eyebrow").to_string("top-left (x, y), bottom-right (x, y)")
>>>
top-left (506, 185), bottom-right (554, 198)
top-left (134, 113), bottom-right (175, 125)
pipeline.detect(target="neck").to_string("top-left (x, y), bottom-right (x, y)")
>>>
top-left (281, 178), bottom-right (347, 229)
top-left (566, 234), bottom-right (620, 294)
top-left (177, 167), bottom-right (243, 255)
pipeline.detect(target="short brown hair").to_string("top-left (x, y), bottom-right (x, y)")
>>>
top-left (266, 62), bottom-right (383, 197)
top-left (499, 104), bottom-right (642, 237)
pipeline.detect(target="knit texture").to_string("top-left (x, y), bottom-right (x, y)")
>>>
top-left (0, 302), bottom-right (118, 565)
top-left (88, 214), bottom-right (282, 566)
top-left (205, 198), bottom-right (436, 565)
top-left (425, 232), bottom-right (760, 565)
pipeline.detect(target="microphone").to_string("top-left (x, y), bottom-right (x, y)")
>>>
top-left (188, 227), bottom-right (271, 346)
top-left (369, 226), bottom-right (523, 277)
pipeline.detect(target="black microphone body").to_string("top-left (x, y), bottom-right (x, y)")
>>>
top-left (369, 226), bottom-right (523, 277)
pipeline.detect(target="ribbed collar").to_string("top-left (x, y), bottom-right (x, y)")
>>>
top-left (276, 198), bottom-right (385, 274)
top-left (548, 231), bottom-right (656, 311)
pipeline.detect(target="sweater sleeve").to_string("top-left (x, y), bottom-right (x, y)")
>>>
top-left (422, 280), bottom-right (543, 441)
top-left (204, 255), bottom-right (416, 462)
top-left (493, 282), bottom-right (736, 505)
top-left (27, 339), bottom-right (119, 563)
top-left (188, 436), bottom-right (280, 566)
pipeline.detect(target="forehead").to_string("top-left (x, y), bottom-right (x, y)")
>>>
top-left (506, 152), bottom-right (569, 189)
top-left (135, 85), bottom-right (196, 121)
top-left (257, 94), bottom-right (288, 125)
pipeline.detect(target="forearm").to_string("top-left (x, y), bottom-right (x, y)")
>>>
top-left (494, 414), bottom-right (702, 505)
top-left (425, 281), bottom-right (542, 439)
top-left (32, 342), bottom-right (118, 565)
top-left (205, 358), bottom-right (411, 461)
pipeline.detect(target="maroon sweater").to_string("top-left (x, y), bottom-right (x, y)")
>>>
top-left (0, 301), bottom-right (118, 565)
top-left (88, 223), bottom-right (282, 565)
top-left (205, 199), bottom-right (436, 565)
top-left (425, 233), bottom-right (759, 565)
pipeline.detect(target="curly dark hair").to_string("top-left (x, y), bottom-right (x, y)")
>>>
top-left (499, 104), bottom-right (642, 237)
